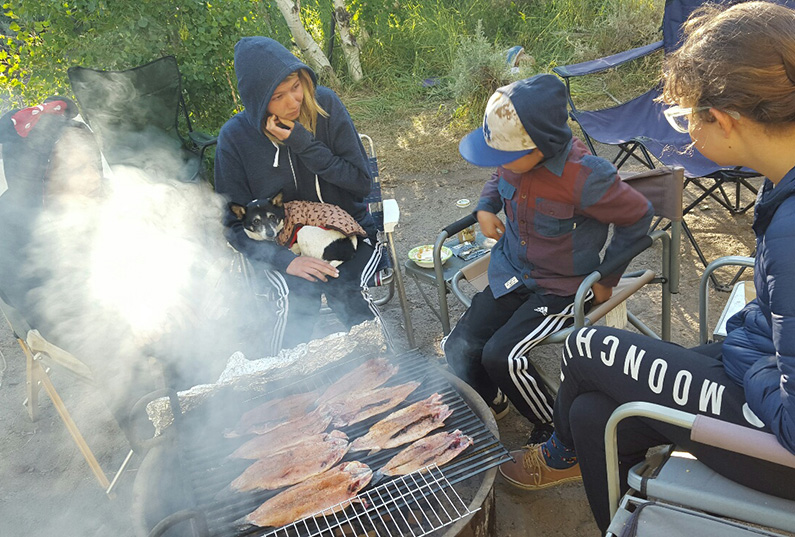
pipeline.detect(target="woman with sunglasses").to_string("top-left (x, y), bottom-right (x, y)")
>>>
top-left (498, 1), bottom-right (795, 531)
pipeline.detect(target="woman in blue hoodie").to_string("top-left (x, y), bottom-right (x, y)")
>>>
top-left (215, 37), bottom-right (381, 351)
top-left (498, 1), bottom-right (795, 531)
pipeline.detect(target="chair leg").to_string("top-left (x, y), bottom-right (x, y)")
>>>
top-left (19, 339), bottom-right (114, 494)
top-left (386, 233), bottom-right (416, 348)
top-left (22, 338), bottom-right (40, 421)
top-left (106, 449), bottom-right (135, 496)
top-left (36, 358), bottom-right (113, 493)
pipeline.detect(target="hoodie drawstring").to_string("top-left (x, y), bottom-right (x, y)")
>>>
top-left (315, 175), bottom-right (324, 203)
top-left (272, 141), bottom-right (323, 202)
top-left (271, 140), bottom-right (280, 168)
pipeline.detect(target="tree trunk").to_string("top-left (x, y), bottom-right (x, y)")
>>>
top-left (272, 0), bottom-right (340, 87)
top-left (332, 0), bottom-right (363, 82)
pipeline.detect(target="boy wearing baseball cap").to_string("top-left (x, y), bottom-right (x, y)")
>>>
top-left (444, 74), bottom-right (653, 486)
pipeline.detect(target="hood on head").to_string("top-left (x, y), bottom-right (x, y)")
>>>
top-left (234, 37), bottom-right (318, 131)
top-left (459, 74), bottom-right (572, 167)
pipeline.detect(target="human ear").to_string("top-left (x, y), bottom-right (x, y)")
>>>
top-left (709, 108), bottom-right (737, 137)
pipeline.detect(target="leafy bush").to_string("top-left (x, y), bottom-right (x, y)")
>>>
top-left (448, 22), bottom-right (534, 125)
top-left (0, 0), bottom-right (664, 134)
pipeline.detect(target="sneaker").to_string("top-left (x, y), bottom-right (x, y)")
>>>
top-left (526, 424), bottom-right (553, 446)
top-left (499, 444), bottom-right (582, 490)
top-left (489, 391), bottom-right (510, 421)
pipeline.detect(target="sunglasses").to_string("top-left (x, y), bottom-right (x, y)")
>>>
top-left (663, 105), bottom-right (741, 133)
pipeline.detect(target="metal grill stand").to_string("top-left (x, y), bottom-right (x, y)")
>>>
top-left (133, 351), bottom-right (507, 537)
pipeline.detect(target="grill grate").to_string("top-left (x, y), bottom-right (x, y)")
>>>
top-left (164, 350), bottom-right (510, 537)
top-left (261, 465), bottom-right (476, 537)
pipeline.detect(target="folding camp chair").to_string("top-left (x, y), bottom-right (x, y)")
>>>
top-left (360, 135), bottom-right (413, 330)
top-left (550, 0), bottom-right (795, 288)
top-left (68, 56), bottom-right (217, 183)
top-left (604, 256), bottom-right (795, 537)
top-left (604, 402), bottom-right (795, 537)
top-left (236, 134), bottom-right (414, 351)
top-left (406, 167), bottom-right (683, 346)
top-left (0, 96), bottom-right (162, 497)
top-left (0, 292), bottom-right (164, 496)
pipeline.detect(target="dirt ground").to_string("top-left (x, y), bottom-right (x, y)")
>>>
top-left (0, 118), bottom-right (760, 537)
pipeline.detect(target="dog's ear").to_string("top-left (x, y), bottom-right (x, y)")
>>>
top-left (271, 191), bottom-right (284, 207)
top-left (228, 202), bottom-right (247, 220)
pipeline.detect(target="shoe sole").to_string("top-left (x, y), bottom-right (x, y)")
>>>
top-left (498, 467), bottom-right (582, 490)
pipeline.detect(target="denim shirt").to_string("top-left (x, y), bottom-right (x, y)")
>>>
top-left (475, 137), bottom-right (653, 298)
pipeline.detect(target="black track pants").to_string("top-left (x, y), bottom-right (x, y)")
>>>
top-left (445, 286), bottom-right (587, 426)
top-left (555, 326), bottom-right (795, 532)
top-left (268, 240), bottom-right (383, 351)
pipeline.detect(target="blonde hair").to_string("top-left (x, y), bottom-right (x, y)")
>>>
top-left (662, 1), bottom-right (795, 130)
top-left (264, 69), bottom-right (328, 144)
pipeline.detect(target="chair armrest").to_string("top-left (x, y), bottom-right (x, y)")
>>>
top-left (26, 329), bottom-right (94, 380)
top-left (382, 199), bottom-right (399, 233)
top-left (570, 234), bottom-right (655, 327)
top-left (605, 402), bottom-right (795, 518)
top-left (188, 130), bottom-right (218, 148)
top-left (691, 415), bottom-right (795, 469)
top-left (450, 253), bottom-right (491, 308)
top-left (552, 40), bottom-right (663, 79)
top-left (441, 213), bottom-right (478, 239)
top-left (698, 255), bottom-right (755, 344)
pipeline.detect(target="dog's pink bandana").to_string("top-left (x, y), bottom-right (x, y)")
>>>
top-left (11, 100), bottom-right (67, 138)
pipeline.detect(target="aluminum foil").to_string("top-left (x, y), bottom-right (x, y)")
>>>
top-left (146, 320), bottom-right (388, 434)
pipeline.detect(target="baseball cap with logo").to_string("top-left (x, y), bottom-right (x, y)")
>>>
top-left (459, 74), bottom-right (570, 167)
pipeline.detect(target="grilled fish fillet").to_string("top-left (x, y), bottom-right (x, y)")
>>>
top-left (325, 381), bottom-right (421, 428)
top-left (224, 390), bottom-right (318, 438)
top-left (243, 461), bottom-right (373, 528)
top-left (228, 406), bottom-right (333, 460)
top-left (229, 430), bottom-right (349, 492)
top-left (378, 429), bottom-right (473, 477)
top-left (349, 393), bottom-right (452, 453)
top-left (317, 357), bottom-right (398, 406)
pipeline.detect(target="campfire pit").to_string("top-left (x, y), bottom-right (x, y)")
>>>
top-left (132, 348), bottom-right (508, 537)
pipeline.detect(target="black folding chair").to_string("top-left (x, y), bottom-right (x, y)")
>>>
top-left (68, 56), bottom-right (217, 183)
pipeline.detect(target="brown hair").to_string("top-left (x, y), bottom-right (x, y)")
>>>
top-left (662, 1), bottom-right (795, 128)
top-left (264, 69), bottom-right (328, 144)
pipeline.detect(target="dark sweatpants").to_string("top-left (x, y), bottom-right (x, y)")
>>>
top-left (268, 240), bottom-right (382, 351)
top-left (445, 285), bottom-right (587, 426)
top-left (556, 326), bottom-right (795, 532)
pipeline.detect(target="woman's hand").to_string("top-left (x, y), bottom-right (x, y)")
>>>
top-left (265, 115), bottom-right (294, 141)
top-left (477, 211), bottom-right (505, 240)
top-left (286, 256), bottom-right (339, 282)
top-left (592, 282), bottom-right (613, 304)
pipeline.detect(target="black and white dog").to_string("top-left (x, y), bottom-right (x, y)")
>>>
top-left (229, 192), bottom-right (358, 267)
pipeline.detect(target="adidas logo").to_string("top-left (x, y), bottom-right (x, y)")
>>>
top-left (534, 306), bottom-right (548, 315)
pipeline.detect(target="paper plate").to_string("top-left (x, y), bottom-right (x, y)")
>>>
top-left (408, 245), bottom-right (452, 269)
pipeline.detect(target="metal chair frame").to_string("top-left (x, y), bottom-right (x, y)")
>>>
top-left (405, 167), bottom-right (684, 346)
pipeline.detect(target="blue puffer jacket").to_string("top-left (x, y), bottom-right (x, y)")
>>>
top-left (722, 166), bottom-right (795, 454)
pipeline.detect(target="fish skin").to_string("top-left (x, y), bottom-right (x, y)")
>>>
top-left (317, 357), bottom-right (398, 406)
top-left (229, 430), bottom-right (349, 492)
top-left (228, 406), bottom-right (334, 460)
top-left (349, 393), bottom-right (452, 453)
top-left (379, 429), bottom-right (474, 477)
top-left (325, 381), bottom-right (421, 428)
top-left (243, 461), bottom-right (373, 528)
top-left (224, 390), bottom-right (318, 438)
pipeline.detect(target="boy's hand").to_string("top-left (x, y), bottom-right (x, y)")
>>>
top-left (592, 282), bottom-right (613, 304)
top-left (286, 256), bottom-right (339, 282)
top-left (477, 211), bottom-right (505, 240)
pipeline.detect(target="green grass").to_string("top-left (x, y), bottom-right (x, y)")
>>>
top-left (348, 0), bottom-right (665, 129)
